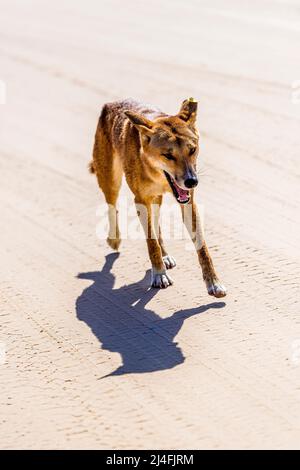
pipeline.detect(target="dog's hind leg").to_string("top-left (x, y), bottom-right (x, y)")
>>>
top-left (92, 124), bottom-right (122, 251)
top-left (153, 196), bottom-right (176, 270)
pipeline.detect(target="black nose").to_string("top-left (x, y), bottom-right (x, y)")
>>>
top-left (184, 176), bottom-right (198, 189)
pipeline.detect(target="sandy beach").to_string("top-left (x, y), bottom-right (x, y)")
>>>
top-left (0, 0), bottom-right (300, 449)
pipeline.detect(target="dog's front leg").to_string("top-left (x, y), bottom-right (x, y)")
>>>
top-left (135, 198), bottom-right (173, 289)
top-left (181, 196), bottom-right (227, 298)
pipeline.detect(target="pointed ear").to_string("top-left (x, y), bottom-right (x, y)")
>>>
top-left (177, 97), bottom-right (198, 124)
top-left (124, 110), bottom-right (154, 134)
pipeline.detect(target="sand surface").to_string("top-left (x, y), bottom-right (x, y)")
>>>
top-left (1, 0), bottom-right (300, 449)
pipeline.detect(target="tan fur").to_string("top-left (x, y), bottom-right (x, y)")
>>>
top-left (90, 98), bottom-right (226, 297)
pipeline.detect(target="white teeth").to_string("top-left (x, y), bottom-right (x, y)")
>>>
top-left (164, 171), bottom-right (190, 204)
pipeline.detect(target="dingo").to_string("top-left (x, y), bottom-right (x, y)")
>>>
top-left (90, 98), bottom-right (226, 297)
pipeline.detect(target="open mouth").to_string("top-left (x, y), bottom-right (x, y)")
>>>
top-left (164, 171), bottom-right (190, 204)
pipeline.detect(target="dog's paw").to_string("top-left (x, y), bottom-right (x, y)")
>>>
top-left (163, 255), bottom-right (176, 270)
top-left (206, 280), bottom-right (227, 298)
top-left (151, 270), bottom-right (173, 289)
top-left (107, 237), bottom-right (121, 251)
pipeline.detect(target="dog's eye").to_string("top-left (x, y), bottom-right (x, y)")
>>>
top-left (162, 153), bottom-right (176, 161)
top-left (189, 147), bottom-right (196, 156)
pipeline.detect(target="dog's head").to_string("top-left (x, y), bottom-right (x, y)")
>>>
top-left (125, 98), bottom-right (199, 204)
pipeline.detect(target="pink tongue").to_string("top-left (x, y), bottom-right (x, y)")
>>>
top-left (173, 181), bottom-right (189, 202)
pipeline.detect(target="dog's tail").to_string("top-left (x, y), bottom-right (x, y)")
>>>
top-left (88, 161), bottom-right (95, 174)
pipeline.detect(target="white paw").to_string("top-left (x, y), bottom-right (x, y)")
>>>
top-left (151, 269), bottom-right (173, 289)
top-left (207, 280), bottom-right (227, 298)
top-left (163, 255), bottom-right (176, 270)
